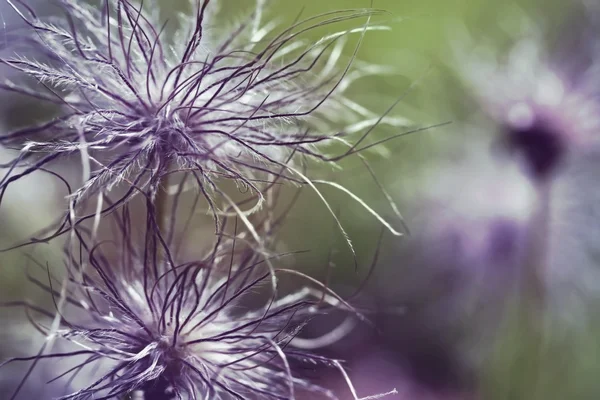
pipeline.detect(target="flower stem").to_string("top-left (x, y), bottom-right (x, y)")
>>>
top-left (155, 160), bottom-right (172, 262)
top-left (156, 175), bottom-right (170, 237)
top-left (518, 180), bottom-right (553, 398)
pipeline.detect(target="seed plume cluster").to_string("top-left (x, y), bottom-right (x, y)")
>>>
top-left (3, 202), bottom-right (374, 399)
top-left (5, 1), bottom-right (600, 399)
top-left (0, 0), bottom-right (401, 243)
top-left (0, 0), bottom-right (403, 399)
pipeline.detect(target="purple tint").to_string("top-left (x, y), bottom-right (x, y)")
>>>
top-left (340, 337), bottom-right (475, 400)
top-left (141, 376), bottom-right (177, 400)
top-left (505, 119), bottom-right (565, 181)
top-left (400, 336), bottom-right (465, 392)
top-left (486, 218), bottom-right (521, 264)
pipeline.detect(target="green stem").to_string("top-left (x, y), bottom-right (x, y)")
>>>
top-left (519, 180), bottom-right (553, 399)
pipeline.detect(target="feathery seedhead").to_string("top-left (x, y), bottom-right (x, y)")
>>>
top-left (380, 153), bottom-right (537, 341)
top-left (416, 155), bottom-right (535, 277)
top-left (0, 0), bottom-right (385, 224)
top-left (465, 38), bottom-right (600, 181)
top-left (1, 202), bottom-right (394, 400)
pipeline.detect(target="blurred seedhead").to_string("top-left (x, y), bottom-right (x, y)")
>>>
top-left (450, 1), bottom-right (600, 325)
top-left (451, 3), bottom-right (600, 183)
top-left (436, 9), bottom-right (600, 397)
top-left (473, 42), bottom-right (598, 181)
top-left (407, 152), bottom-right (536, 331)
top-left (356, 147), bottom-right (536, 400)
top-left (416, 152), bottom-right (535, 278)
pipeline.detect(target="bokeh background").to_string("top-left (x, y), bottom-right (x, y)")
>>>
top-left (1, 0), bottom-right (599, 399)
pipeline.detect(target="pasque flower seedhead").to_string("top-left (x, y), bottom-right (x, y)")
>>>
top-left (1, 198), bottom-right (397, 400)
top-left (465, 37), bottom-right (600, 182)
top-left (0, 0), bottom-right (393, 241)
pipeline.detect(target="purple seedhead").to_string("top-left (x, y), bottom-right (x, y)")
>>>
top-left (463, 36), bottom-right (600, 182)
top-left (418, 156), bottom-right (535, 274)
top-left (453, 15), bottom-right (600, 329)
top-left (0, 0), bottom-right (399, 244)
top-left (379, 154), bottom-right (537, 334)
top-left (1, 201), bottom-right (397, 400)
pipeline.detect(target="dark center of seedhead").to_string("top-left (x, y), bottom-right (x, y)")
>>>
top-left (504, 118), bottom-right (566, 181)
top-left (129, 335), bottom-right (186, 400)
top-left (138, 375), bottom-right (177, 400)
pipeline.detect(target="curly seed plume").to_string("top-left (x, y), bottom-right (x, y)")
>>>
top-left (1, 200), bottom-right (397, 400)
top-left (0, 0), bottom-right (400, 238)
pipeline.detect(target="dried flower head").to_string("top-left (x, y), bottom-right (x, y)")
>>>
top-left (462, 33), bottom-right (600, 181)
top-left (0, 0), bottom-right (401, 243)
top-left (375, 150), bottom-right (538, 372)
top-left (411, 153), bottom-right (535, 285)
top-left (1, 201), bottom-right (397, 400)
top-left (455, 16), bottom-right (600, 329)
